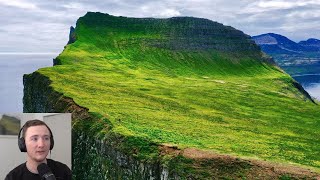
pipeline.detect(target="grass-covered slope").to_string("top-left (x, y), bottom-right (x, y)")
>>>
top-left (38, 12), bottom-right (319, 171)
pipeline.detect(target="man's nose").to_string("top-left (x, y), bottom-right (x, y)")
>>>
top-left (38, 138), bottom-right (45, 147)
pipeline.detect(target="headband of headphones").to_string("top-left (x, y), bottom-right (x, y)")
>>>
top-left (18, 122), bottom-right (54, 152)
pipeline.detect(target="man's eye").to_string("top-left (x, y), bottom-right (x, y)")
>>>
top-left (31, 137), bottom-right (38, 141)
top-left (44, 137), bottom-right (50, 141)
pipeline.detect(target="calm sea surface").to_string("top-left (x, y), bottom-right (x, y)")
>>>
top-left (0, 54), bottom-right (55, 112)
top-left (0, 54), bottom-right (319, 112)
top-left (293, 74), bottom-right (320, 100)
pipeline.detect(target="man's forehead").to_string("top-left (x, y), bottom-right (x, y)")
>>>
top-left (25, 125), bottom-right (50, 136)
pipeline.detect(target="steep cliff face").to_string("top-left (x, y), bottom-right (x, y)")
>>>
top-left (76, 12), bottom-right (265, 61)
top-left (23, 72), bottom-right (88, 116)
top-left (67, 26), bottom-right (76, 45)
top-left (24, 12), bottom-right (320, 179)
top-left (72, 119), bottom-right (173, 179)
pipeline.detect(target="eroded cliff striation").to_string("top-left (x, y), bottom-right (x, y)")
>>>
top-left (23, 72), bottom-right (88, 116)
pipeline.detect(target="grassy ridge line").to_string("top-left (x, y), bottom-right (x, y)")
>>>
top-left (39, 12), bottom-right (320, 170)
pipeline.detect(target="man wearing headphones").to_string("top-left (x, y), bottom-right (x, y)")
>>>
top-left (5, 119), bottom-right (72, 180)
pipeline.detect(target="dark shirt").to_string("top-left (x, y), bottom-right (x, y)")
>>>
top-left (5, 159), bottom-right (72, 180)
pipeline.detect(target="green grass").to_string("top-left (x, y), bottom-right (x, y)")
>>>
top-left (37, 12), bottom-right (320, 171)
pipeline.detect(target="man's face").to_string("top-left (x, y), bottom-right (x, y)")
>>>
top-left (25, 125), bottom-right (51, 163)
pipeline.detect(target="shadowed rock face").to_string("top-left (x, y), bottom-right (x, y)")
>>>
top-left (76, 12), bottom-right (263, 60)
top-left (147, 17), bottom-right (259, 53)
top-left (67, 26), bottom-right (76, 45)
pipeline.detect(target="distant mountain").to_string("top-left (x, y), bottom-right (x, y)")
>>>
top-left (252, 33), bottom-right (308, 54)
top-left (299, 38), bottom-right (320, 50)
top-left (252, 33), bottom-right (320, 75)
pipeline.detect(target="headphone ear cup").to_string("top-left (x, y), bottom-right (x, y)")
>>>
top-left (18, 137), bottom-right (27, 152)
top-left (50, 136), bottom-right (54, 150)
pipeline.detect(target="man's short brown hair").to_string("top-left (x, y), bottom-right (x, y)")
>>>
top-left (22, 119), bottom-right (52, 138)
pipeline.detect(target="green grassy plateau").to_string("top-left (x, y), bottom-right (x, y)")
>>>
top-left (38, 12), bottom-right (320, 171)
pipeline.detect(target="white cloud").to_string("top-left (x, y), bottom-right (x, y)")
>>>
top-left (241, 0), bottom-right (320, 14)
top-left (62, 2), bottom-right (86, 10)
top-left (0, 0), bottom-right (320, 52)
top-left (0, 0), bottom-right (37, 9)
top-left (280, 20), bottom-right (320, 32)
top-left (155, 9), bottom-right (181, 17)
top-left (257, 1), bottom-right (298, 9)
top-left (286, 10), bottom-right (320, 19)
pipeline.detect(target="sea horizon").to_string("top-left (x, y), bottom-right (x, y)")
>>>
top-left (0, 54), bottom-right (54, 112)
top-left (0, 52), bottom-right (60, 55)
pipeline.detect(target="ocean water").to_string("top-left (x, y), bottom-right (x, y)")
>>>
top-left (0, 54), bottom-right (55, 113)
top-left (304, 84), bottom-right (320, 100)
top-left (293, 74), bottom-right (320, 100)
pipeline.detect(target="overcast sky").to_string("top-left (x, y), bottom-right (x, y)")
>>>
top-left (1, 0), bottom-right (320, 53)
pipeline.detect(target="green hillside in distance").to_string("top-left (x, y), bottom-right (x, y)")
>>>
top-left (28, 12), bottom-right (320, 177)
top-left (0, 114), bottom-right (20, 135)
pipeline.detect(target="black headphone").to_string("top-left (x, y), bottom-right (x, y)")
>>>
top-left (18, 123), bottom-right (54, 152)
